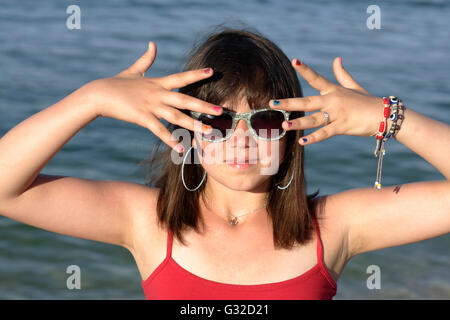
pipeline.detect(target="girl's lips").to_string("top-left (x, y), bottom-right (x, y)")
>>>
top-left (224, 157), bottom-right (258, 168)
top-left (227, 163), bottom-right (255, 169)
top-left (225, 159), bottom-right (258, 164)
top-left (226, 161), bottom-right (254, 164)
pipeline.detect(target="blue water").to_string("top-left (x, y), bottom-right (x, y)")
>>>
top-left (0, 0), bottom-right (449, 299)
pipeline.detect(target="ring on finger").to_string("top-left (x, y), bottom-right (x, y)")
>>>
top-left (322, 111), bottom-right (330, 125)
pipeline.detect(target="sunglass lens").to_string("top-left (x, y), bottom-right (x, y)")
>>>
top-left (250, 110), bottom-right (285, 139)
top-left (197, 113), bottom-right (233, 141)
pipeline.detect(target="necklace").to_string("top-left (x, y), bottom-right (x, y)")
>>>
top-left (203, 192), bottom-right (268, 226)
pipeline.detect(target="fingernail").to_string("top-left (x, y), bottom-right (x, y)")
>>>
top-left (213, 106), bottom-right (222, 113)
top-left (176, 145), bottom-right (184, 153)
top-left (202, 124), bottom-right (212, 134)
top-left (288, 121), bottom-right (293, 128)
top-left (203, 67), bottom-right (212, 74)
top-left (273, 100), bottom-right (280, 106)
top-left (302, 138), bottom-right (308, 143)
top-left (295, 59), bottom-right (302, 66)
top-left (338, 57), bottom-right (342, 65)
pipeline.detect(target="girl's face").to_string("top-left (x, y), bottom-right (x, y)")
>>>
top-left (192, 98), bottom-right (287, 191)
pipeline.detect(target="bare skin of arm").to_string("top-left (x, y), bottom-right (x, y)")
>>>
top-left (332, 106), bottom-right (450, 258)
top-left (273, 58), bottom-right (450, 262)
top-left (0, 86), bottom-right (139, 250)
top-left (0, 42), bottom-right (220, 253)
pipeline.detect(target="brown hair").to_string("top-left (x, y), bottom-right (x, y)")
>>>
top-left (140, 25), bottom-right (321, 249)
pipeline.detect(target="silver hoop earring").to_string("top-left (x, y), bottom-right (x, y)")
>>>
top-left (181, 146), bottom-right (206, 192)
top-left (276, 170), bottom-right (294, 190)
top-left (276, 151), bottom-right (295, 190)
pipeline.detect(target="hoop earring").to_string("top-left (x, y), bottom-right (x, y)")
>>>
top-left (276, 170), bottom-right (294, 189)
top-left (275, 151), bottom-right (295, 190)
top-left (181, 146), bottom-right (206, 192)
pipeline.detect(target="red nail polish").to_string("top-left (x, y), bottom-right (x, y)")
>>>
top-left (295, 59), bottom-right (302, 66)
top-left (213, 106), bottom-right (222, 113)
top-left (203, 68), bottom-right (212, 74)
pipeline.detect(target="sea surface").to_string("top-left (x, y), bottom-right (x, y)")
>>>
top-left (0, 0), bottom-right (449, 299)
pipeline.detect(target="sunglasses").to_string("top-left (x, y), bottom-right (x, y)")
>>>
top-left (190, 108), bottom-right (291, 142)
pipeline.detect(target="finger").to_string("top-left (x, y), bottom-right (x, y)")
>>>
top-left (156, 106), bottom-right (214, 135)
top-left (332, 57), bottom-right (369, 95)
top-left (281, 110), bottom-right (331, 131)
top-left (269, 95), bottom-right (324, 112)
top-left (122, 41), bottom-right (157, 77)
top-left (292, 59), bottom-right (336, 94)
top-left (163, 91), bottom-right (223, 115)
top-left (158, 67), bottom-right (215, 91)
top-left (298, 121), bottom-right (338, 146)
top-left (137, 113), bottom-right (184, 152)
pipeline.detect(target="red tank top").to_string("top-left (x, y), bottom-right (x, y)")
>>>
top-left (141, 217), bottom-right (337, 299)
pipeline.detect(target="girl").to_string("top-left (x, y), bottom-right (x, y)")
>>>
top-left (0, 28), bottom-right (448, 300)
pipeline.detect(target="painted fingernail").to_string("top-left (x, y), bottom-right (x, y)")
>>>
top-left (176, 145), bottom-right (184, 153)
top-left (202, 124), bottom-right (212, 134)
top-left (203, 67), bottom-right (212, 74)
top-left (213, 106), bottom-right (222, 113)
top-left (302, 138), bottom-right (308, 143)
top-left (295, 59), bottom-right (302, 66)
top-left (273, 100), bottom-right (280, 106)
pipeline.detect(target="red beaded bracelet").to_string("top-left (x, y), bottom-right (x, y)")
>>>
top-left (374, 97), bottom-right (390, 145)
top-left (373, 97), bottom-right (391, 190)
top-left (373, 96), bottom-right (406, 190)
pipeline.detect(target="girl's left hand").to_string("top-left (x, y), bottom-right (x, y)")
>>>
top-left (270, 57), bottom-right (385, 146)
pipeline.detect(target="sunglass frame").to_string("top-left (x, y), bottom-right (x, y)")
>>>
top-left (190, 108), bottom-right (291, 142)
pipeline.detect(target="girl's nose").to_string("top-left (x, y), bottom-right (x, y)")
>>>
top-left (230, 119), bottom-right (252, 144)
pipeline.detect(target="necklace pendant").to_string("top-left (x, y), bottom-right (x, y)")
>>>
top-left (229, 215), bottom-right (239, 225)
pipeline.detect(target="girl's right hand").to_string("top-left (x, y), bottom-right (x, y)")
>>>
top-left (84, 41), bottom-right (222, 152)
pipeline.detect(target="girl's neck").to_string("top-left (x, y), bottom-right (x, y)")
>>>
top-left (201, 181), bottom-right (270, 227)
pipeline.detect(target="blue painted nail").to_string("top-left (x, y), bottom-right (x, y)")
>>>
top-left (273, 100), bottom-right (280, 106)
top-left (302, 138), bottom-right (308, 143)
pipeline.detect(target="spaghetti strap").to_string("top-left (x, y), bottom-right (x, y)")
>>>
top-left (312, 217), bottom-right (324, 266)
top-left (312, 216), bottom-right (337, 289)
top-left (166, 229), bottom-right (173, 258)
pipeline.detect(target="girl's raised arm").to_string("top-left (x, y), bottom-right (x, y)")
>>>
top-left (0, 42), bottom-right (221, 251)
top-left (272, 57), bottom-right (450, 259)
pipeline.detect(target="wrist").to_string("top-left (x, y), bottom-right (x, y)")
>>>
top-left (384, 100), bottom-right (394, 139)
top-left (75, 80), bottom-right (104, 118)
top-left (369, 96), bottom-right (387, 138)
top-left (385, 96), bottom-right (406, 141)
